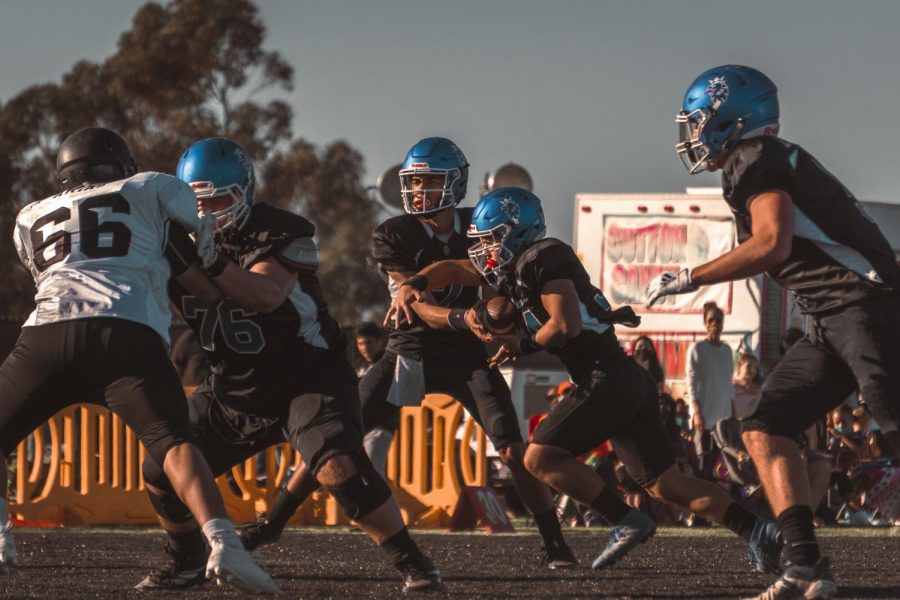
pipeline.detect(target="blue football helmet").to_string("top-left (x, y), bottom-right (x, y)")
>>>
top-left (176, 137), bottom-right (255, 231)
top-left (399, 137), bottom-right (469, 215)
top-left (467, 187), bottom-right (546, 279)
top-left (676, 65), bottom-right (780, 173)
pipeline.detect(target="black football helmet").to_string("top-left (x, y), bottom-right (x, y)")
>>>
top-left (56, 127), bottom-right (138, 191)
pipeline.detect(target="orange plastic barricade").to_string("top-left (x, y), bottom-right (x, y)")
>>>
top-left (10, 395), bottom-right (487, 527)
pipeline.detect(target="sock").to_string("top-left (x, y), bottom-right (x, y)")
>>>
top-left (588, 486), bottom-right (631, 524)
top-left (533, 509), bottom-right (565, 544)
top-left (723, 502), bottom-right (759, 542)
top-left (168, 527), bottom-right (207, 559)
top-left (267, 477), bottom-right (316, 530)
top-left (380, 527), bottom-right (426, 570)
top-left (0, 498), bottom-right (8, 524)
top-left (777, 505), bottom-right (821, 566)
top-left (201, 518), bottom-right (238, 545)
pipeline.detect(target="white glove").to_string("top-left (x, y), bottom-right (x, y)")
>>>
top-left (645, 269), bottom-right (697, 307)
top-left (195, 212), bottom-right (220, 270)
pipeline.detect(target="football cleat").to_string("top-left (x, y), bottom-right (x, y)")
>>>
top-left (744, 557), bottom-right (837, 600)
top-left (135, 544), bottom-right (207, 590)
top-left (239, 519), bottom-right (283, 552)
top-left (747, 518), bottom-right (784, 574)
top-left (0, 521), bottom-right (17, 569)
top-left (591, 508), bottom-right (657, 570)
top-left (541, 538), bottom-right (578, 569)
top-left (205, 529), bottom-right (280, 594)
top-left (400, 557), bottom-right (444, 594)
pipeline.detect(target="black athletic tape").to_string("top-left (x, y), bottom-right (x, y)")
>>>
top-left (447, 308), bottom-right (468, 331)
top-left (518, 338), bottom-right (543, 355)
top-left (401, 274), bottom-right (428, 292)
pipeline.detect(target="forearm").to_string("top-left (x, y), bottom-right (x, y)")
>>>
top-left (416, 259), bottom-right (482, 289)
top-left (212, 262), bottom-right (285, 313)
top-left (691, 234), bottom-right (784, 287)
top-left (411, 302), bottom-right (455, 330)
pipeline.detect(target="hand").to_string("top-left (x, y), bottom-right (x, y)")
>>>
top-left (464, 306), bottom-right (493, 342)
top-left (692, 412), bottom-right (705, 432)
top-left (645, 269), bottom-right (697, 308)
top-left (487, 334), bottom-right (524, 369)
top-left (384, 282), bottom-right (426, 328)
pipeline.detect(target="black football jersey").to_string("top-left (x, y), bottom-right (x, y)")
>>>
top-left (372, 208), bottom-right (484, 361)
top-left (722, 137), bottom-right (900, 314)
top-left (169, 203), bottom-right (342, 417)
top-left (497, 238), bottom-right (627, 381)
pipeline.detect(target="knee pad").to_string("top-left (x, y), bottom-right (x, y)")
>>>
top-left (142, 458), bottom-right (193, 524)
top-left (327, 453), bottom-right (393, 521)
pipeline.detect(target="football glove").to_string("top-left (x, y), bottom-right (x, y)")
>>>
top-left (646, 269), bottom-right (697, 307)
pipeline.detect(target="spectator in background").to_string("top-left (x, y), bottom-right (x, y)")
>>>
top-left (631, 336), bottom-right (665, 393)
top-left (354, 322), bottom-right (386, 378)
top-left (686, 302), bottom-right (734, 481)
top-left (732, 353), bottom-right (762, 420)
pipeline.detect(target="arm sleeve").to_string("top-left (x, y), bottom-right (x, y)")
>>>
top-left (371, 226), bottom-right (415, 273)
top-left (157, 174), bottom-right (201, 232)
top-left (726, 141), bottom-right (801, 213)
top-left (164, 221), bottom-right (197, 277)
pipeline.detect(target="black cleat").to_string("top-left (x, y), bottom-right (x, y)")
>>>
top-left (135, 545), bottom-right (207, 591)
top-left (401, 557), bottom-right (444, 593)
top-left (238, 520), bottom-right (282, 552)
top-left (541, 538), bottom-right (578, 569)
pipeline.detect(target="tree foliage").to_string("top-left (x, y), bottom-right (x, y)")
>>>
top-left (0, 0), bottom-right (387, 323)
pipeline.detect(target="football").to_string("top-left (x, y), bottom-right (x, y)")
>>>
top-left (479, 296), bottom-right (518, 334)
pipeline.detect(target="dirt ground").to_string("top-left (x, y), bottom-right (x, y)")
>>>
top-left (1, 527), bottom-right (899, 599)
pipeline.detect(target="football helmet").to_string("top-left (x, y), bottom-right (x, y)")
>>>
top-left (467, 187), bottom-right (545, 279)
top-left (56, 127), bottom-right (137, 191)
top-left (176, 137), bottom-right (255, 231)
top-left (399, 137), bottom-right (469, 215)
top-left (676, 65), bottom-right (780, 173)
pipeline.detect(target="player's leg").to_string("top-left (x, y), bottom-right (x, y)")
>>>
top-left (286, 360), bottom-right (441, 593)
top-left (436, 360), bottom-right (576, 568)
top-left (524, 362), bottom-right (655, 571)
top-left (240, 351), bottom-right (399, 551)
top-left (100, 320), bottom-right (278, 594)
top-left (0, 323), bottom-right (79, 569)
top-left (741, 334), bottom-right (855, 600)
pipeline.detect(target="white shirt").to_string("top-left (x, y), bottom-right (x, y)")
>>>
top-left (687, 340), bottom-right (734, 429)
top-left (14, 172), bottom-right (200, 346)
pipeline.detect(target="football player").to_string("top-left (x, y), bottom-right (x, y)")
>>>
top-left (136, 137), bottom-right (442, 594)
top-left (242, 137), bottom-right (577, 569)
top-left (389, 187), bottom-right (784, 575)
top-left (647, 64), bottom-right (900, 600)
top-left (0, 128), bottom-right (278, 593)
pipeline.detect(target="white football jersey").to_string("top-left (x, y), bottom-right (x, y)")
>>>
top-left (14, 172), bottom-right (200, 346)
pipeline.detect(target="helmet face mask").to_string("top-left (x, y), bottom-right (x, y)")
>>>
top-left (676, 65), bottom-right (779, 173)
top-left (399, 137), bottom-right (469, 216)
top-left (467, 223), bottom-right (517, 279)
top-left (177, 138), bottom-right (255, 232)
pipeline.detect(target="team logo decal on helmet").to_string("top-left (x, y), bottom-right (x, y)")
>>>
top-left (705, 76), bottom-right (729, 109)
top-left (500, 196), bottom-right (521, 224)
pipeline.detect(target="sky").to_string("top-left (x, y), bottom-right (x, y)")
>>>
top-left (3, 0), bottom-right (900, 242)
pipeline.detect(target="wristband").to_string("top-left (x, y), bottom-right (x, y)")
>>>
top-left (447, 308), bottom-right (468, 331)
top-left (518, 338), bottom-right (544, 355)
top-left (402, 274), bottom-right (429, 292)
top-left (205, 253), bottom-right (230, 278)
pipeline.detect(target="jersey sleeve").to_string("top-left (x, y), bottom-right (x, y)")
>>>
top-left (530, 242), bottom-right (584, 290)
top-left (723, 139), bottom-right (801, 213)
top-left (372, 221), bottom-right (416, 273)
top-left (13, 216), bottom-right (34, 274)
top-left (241, 207), bottom-right (317, 268)
top-left (156, 174), bottom-right (202, 231)
top-left (164, 221), bottom-right (197, 277)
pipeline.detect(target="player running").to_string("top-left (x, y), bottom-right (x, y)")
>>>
top-left (388, 187), bottom-right (784, 575)
top-left (647, 64), bottom-right (900, 600)
top-left (136, 137), bottom-right (441, 594)
top-left (0, 128), bottom-right (278, 593)
top-left (240, 137), bottom-right (577, 569)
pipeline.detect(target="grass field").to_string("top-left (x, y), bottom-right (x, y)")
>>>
top-left (1, 526), bottom-right (899, 598)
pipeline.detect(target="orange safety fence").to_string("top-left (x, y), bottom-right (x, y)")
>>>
top-left (10, 394), bottom-right (486, 527)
